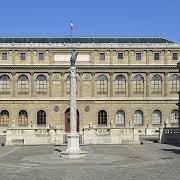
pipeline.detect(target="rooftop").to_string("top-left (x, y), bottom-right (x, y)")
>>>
top-left (0, 37), bottom-right (174, 44)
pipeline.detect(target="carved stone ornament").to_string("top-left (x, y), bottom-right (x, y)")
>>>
top-left (54, 106), bottom-right (59, 112)
top-left (84, 106), bottom-right (90, 112)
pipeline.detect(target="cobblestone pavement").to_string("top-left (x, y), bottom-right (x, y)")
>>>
top-left (0, 143), bottom-right (180, 180)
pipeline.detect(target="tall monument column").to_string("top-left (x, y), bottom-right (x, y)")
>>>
top-left (61, 49), bottom-right (86, 159)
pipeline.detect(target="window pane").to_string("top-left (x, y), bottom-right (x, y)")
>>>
top-left (20, 53), bottom-right (26, 60)
top-left (172, 53), bottom-right (178, 60)
top-left (38, 52), bottom-right (45, 60)
top-left (154, 53), bottom-right (160, 60)
top-left (2, 53), bottom-right (8, 60)
top-left (134, 111), bottom-right (143, 125)
top-left (98, 110), bottom-right (107, 125)
top-left (99, 53), bottom-right (105, 60)
top-left (116, 111), bottom-right (125, 126)
top-left (117, 53), bottom-right (123, 60)
top-left (136, 53), bottom-right (141, 60)
top-left (171, 110), bottom-right (178, 124)
top-left (152, 110), bottom-right (161, 125)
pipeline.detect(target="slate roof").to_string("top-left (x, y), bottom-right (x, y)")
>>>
top-left (0, 37), bottom-right (174, 43)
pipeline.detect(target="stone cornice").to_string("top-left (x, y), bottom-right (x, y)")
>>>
top-left (0, 43), bottom-right (180, 49)
top-left (0, 64), bottom-right (177, 70)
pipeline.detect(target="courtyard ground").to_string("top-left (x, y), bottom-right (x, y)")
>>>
top-left (0, 143), bottom-right (180, 180)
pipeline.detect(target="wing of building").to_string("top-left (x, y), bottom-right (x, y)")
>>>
top-left (0, 37), bottom-right (179, 145)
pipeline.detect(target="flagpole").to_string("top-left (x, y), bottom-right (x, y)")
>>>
top-left (70, 21), bottom-right (73, 44)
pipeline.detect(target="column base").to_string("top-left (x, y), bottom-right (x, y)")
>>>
top-left (61, 133), bottom-right (86, 159)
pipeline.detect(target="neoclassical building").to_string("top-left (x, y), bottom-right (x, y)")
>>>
top-left (0, 37), bottom-right (179, 144)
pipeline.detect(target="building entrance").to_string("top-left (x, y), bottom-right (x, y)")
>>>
top-left (65, 108), bottom-right (79, 132)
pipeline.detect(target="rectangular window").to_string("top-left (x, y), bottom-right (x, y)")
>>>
top-left (20, 53), bottom-right (26, 60)
top-left (2, 52), bottom-right (8, 60)
top-left (117, 52), bottom-right (123, 60)
top-left (136, 53), bottom-right (141, 60)
top-left (38, 52), bottom-right (45, 60)
top-left (99, 53), bottom-right (105, 60)
top-left (154, 53), bottom-right (160, 60)
top-left (172, 52), bottom-right (178, 60)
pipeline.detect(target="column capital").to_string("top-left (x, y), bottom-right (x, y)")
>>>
top-left (11, 72), bottom-right (16, 76)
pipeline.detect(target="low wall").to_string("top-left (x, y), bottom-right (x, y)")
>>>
top-left (6, 128), bottom-right (64, 145)
top-left (83, 127), bottom-right (140, 144)
top-left (160, 128), bottom-right (180, 144)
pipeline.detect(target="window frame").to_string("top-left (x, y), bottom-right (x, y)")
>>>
top-left (98, 110), bottom-right (107, 126)
top-left (136, 52), bottom-right (142, 60)
top-left (154, 52), bottom-right (160, 61)
top-left (172, 52), bottom-right (178, 61)
top-left (99, 52), bottom-right (105, 60)
top-left (38, 52), bottom-right (45, 60)
top-left (1, 52), bottom-right (8, 60)
top-left (18, 110), bottom-right (28, 126)
top-left (36, 74), bottom-right (47, 95)
top-left (37, 110), bottom-right (46, 125)
top-left (116, 110), bottom-right (125, 126)
top-left (0, 110), bottom-right (9, 126)
top-left (96, 75), bottom-right (108, 95)
top-left (20, 52), bottom-right (26, 60)
top-left (152, 110), bottom-right (162, 125)
top-left (117, 52), bottom-right (124, 60)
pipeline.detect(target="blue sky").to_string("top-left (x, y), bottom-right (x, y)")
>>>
top-left (0, 0), bottom-right (180, 42)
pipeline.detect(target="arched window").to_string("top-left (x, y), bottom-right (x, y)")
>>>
top-left (97, 75), bottom-right (108, 94)
top-left (133, 74), bottom-right (144, 93)
top-left (18, 110), bottom-right (28, 126)
top-left (18, 75), bottom-right (29, 94)
top-left (152, 110), bottom-right (162, 125)
top-left (116, 110), bottom-right (125, 126)
top-left (115, 75), bottom-right (126, 94)
top-left (0, 74), bottom-right (10, 94)
top-left (0, 110), bottom-right (9, 126)
top-left (170, 74), bottom-right (180, 93)
top-left (36, 74), bottom-right (47, 94)
top-left (171, 110), bottom-right (178, 124)
top-left (66, 75), bottom-right (70, 94)
top-left (134, 110), bottom-right (143, 125)
top-left (98, 110), bottom-right (107, 125)
top-left (151, 74), bottom-right (162, 93)
top-left (37, 110), bottom-right (46, 125)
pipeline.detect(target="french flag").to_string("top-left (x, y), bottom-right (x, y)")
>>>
top-left (70, 21), bottom-right (74, 31)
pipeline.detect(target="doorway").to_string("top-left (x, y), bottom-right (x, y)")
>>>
top-left (65, 108), bottom-right (79, 132)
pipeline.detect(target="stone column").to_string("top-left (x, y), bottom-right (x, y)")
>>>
top-left (91, 72), bottom-right (96, 97)
top-left (109, 72), bottom-right (114, 97)
top-left (146, 72), bottom-right (150, 97)
top-left (11, 72), bottom-right (16, 97)
top-left (164, 72), bottom-right (168, 97)
top-left (61, 72), bottom-right (65, 97)
top-left (78, 72), bottom-right (83, 98)
top-left (30, 72), bottom-right (35, 97)
top-left (61, 50), bottom-right (86, 159)
top-left (128, 72), bottom-right (132, 97)
top-left (48, 72), bottom-right (52, 97)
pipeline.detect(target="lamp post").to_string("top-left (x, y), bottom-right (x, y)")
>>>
top-left (61, 49), bottom-right (86, 159)
top-left (177, 62), bottom-right (180, 128)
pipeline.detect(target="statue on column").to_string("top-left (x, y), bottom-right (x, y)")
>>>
top-left (70, 49), bottom-right (78, 67)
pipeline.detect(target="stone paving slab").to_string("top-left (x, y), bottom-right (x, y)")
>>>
top-left (0, 144), bottom-right (180, 180)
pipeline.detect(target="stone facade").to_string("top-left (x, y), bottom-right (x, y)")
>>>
top-left (0, 37), bottom-right (179, 144)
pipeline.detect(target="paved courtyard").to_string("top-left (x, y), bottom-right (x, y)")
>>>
top-left (0, 143), bottom-right (180, 180)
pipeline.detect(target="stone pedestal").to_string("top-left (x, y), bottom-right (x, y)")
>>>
top-left (61, 60), bottom-right (86, 159)
top-left (61, 133), bottom-right (86, 158)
